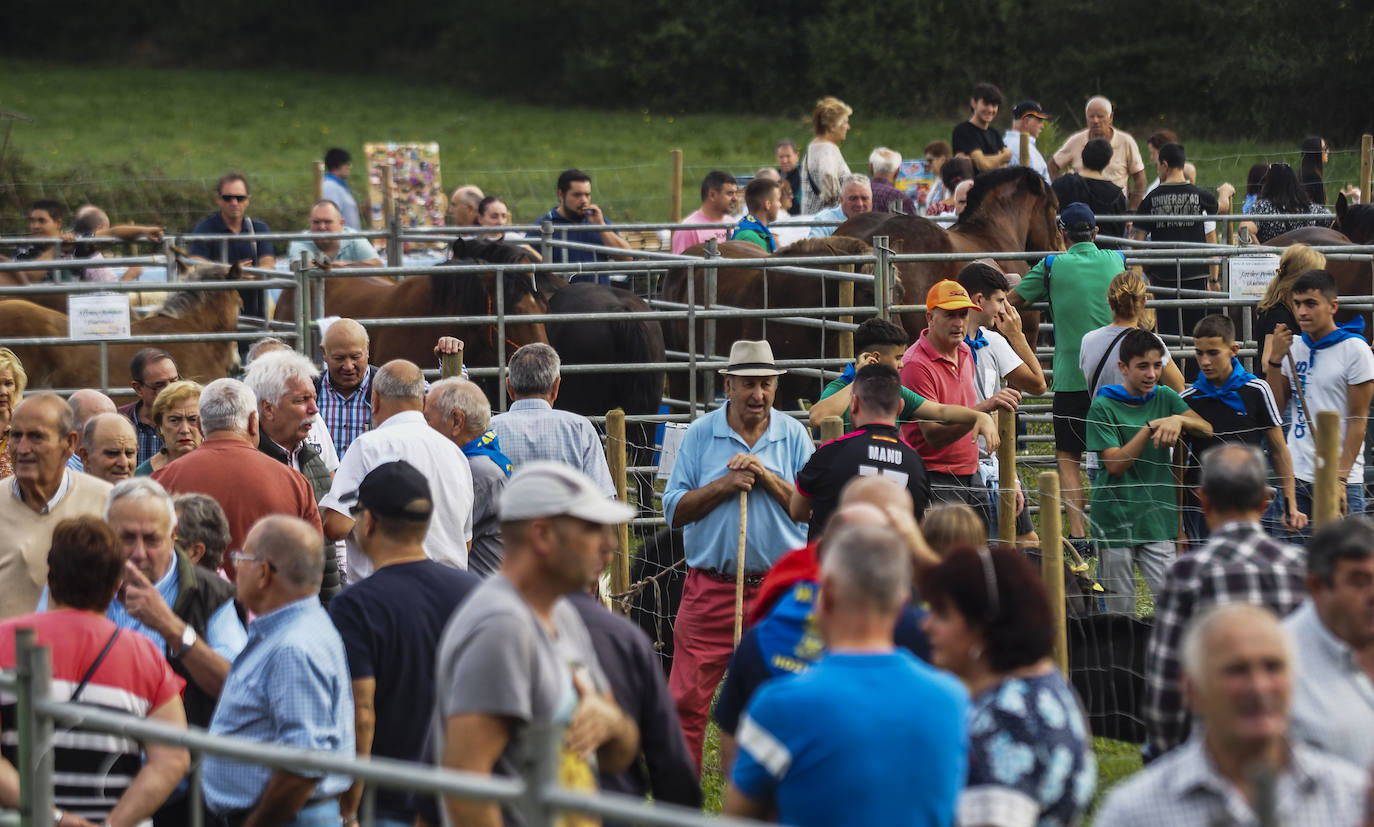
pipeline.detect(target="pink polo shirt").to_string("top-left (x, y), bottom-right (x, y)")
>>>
top-left (900, 331), bottom-right (979, 475)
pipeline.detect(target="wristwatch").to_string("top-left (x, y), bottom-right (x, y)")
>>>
top-left (170, 624), bottom-right (197, 660)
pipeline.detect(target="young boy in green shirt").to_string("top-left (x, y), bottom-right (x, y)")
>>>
top-left (1086, 327), bottom-right (1212, 614)
top-left (807, 318), bottom-right (993, 442)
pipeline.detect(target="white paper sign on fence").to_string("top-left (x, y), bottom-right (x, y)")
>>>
top-left (1228, 254), bottom-right (1282, 301)
top-left (656, 422), bottom-right (689, 480)
top-left (68, 293), bottom-right (131, 340)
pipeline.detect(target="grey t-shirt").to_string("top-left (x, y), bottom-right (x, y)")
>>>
top-left (433, 575), bottom-right (608, 826)
top-left (1078, 325), bottom-right (1172, 397)
top-left (466, 455), bottom-right (507, 578)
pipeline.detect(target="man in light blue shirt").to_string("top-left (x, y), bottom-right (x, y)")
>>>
top-left (808, 174), bottom-right (871, 238)
top-left (1004, 100), bottom-right (1052, 183)
top-left (662, 339), bottom-right (814, 767)
top-left (1285, 516), bottom-right (1374, 768)
top-left (320, 148), bottom-right (362, 230)
top-left (204, 515), bottom-right (354, 825)
top-left (489, 343), bottom-right (615, 496)
top-left (286, 201), bottom-right (382, 269)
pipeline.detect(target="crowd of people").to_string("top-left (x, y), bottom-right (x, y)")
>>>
top-left (2, 85), bottom-right (1374, 827)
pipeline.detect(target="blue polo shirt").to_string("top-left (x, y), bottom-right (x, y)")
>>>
top-left (527, 206), bottom-right (624, 284)
top-left (663, 404), bottom-right (813, 573)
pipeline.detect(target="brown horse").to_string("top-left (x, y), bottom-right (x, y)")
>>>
top-left (275, 238), bottom-right (549, 368)
top-left (1333, 191), bottom-right (1374, 245)
top-left (0, 261), bottom-right (244, 390)
top-left (661, 236), bottom-right (879, 408)
top-left (835, 165), bottom-right (1062, 339)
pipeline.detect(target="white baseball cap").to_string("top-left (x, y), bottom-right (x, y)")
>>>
top-left (499, 461), bottom-right (636, 524)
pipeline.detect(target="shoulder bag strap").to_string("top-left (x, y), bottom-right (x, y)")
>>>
top-left (1089, 327), bottom-right (1133, 394)
top-left (70, 628), bottom-right (122, 703)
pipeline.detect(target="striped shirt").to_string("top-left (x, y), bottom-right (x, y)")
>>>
top-left (489, 399), bottom-right (615, 496)
top-left (317, 368), bottom-right (373, 458)
top-left (0, 610), bottom-right (183, 822)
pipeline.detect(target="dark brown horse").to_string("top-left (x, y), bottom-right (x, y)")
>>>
top-left (274, 238), bottom-right (549, 368)
top-left (1, 261), bottom-right (244, 389)
top-left (836, 165), bottom-right (1062, 339)
top-left (1333, 191), bottom-right (1374, 245)
top-left (661, 236), bottom-right (878, 408)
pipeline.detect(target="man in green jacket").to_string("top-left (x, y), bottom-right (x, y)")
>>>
top-left (1009, 202), bottom-right (1124, 556)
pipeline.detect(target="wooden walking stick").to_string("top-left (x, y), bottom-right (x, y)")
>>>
top-left (734, 491), bottom-right (748, 644)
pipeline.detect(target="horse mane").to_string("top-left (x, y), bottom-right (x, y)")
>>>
top-left (775, 236), bottom-right (872, 258)
top-left (956, 166), bottom-right (1052, 226)
top-left (158, 259), bottom-right (241, 320)
top-left (434, 240), bottom-right (540, 314)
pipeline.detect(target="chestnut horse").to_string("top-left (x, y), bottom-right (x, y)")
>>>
top-left (275, 238), bottom-right (549, 369)
top-left (0, 261), bottom-right (244, 389)
top-left (835, 165), bottom-right (1062, 339)
top-left (661, 236), bottom-right (879, 409)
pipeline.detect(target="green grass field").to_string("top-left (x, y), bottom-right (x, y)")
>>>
top-left (1, 59), bottom-right (1364, 236)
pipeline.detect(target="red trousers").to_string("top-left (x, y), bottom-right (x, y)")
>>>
top-left (667, 568), bottom-right (760, 770)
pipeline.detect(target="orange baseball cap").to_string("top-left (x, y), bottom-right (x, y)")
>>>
top-left (926, 279), bottom-right (982, 312)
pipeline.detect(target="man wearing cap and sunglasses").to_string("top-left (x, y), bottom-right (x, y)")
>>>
top-left (1010, 202), bottom-right (1124, 557)
top-left (434, 461), bottom-right (639, 827)
top-left (663, 339), bottom-right (815, 768)
top-left (189, 172), bottom-right (275, 324)
top-left (1005, 100), bottom-right (1052, 183)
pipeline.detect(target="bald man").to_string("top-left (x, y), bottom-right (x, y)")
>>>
top-left (65, 389), bottom-right (117, 472)
top-left (0, 394), bottom-right (113, 618)
top-left (1098, 604), bottom-right (1367, 825)
top-left (448, 185), bottom-right (485, 227)
top-left (316, 318), bottom-right (377, 457)
top-left (320, 360), bottom-right (475, 579)
top-left (1049, 95), bottom-right (1148, 208)
top-left (78, 412), bottom-right (138, 484)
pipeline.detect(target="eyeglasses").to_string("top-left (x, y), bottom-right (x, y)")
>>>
top-left (228, 550), bottom-right (276, 571)
top-left (219, 194), bottom-right (249, 203)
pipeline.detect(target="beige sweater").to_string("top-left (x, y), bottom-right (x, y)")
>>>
top-left (0, 472), bottom-right (113, 620)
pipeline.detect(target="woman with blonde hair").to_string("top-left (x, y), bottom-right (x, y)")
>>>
top-left (134, 380), bottom-right (204, 475)
top-left (1078, 270), bottom-right (1185, 396)
top-left (920, 503), bottom-right (988, 557)
top-left (1257, 243), bottom-right (1326, 362)
top-left (0, 349), bottom-right (27, 480)
top-left (800, 96), bottom-right (853, 214)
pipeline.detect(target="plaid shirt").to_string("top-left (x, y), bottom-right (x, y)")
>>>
top-left (1095, 736), bottom-right (1366, 827)
top-left (316, 367), bottom-right (373, 458)
top-left (1143, 520), bottom-right (1306, 757)
top-left (120, 400), bottom-right (164, 466)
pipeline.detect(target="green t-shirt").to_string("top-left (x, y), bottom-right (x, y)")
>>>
top-left (1086, 387), bottom-right (1190, 545)
top-left (1014, 242), bottom-right (1123, 392)
top-left (818, 376), bottom-right (928, 432)
top-left (732, 228), bottom-right (773, 252)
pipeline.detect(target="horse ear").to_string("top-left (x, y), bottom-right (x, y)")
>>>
top-left (1336, 191), bottom-right (1348, 225)
top-left (227, 261), bottom-right (243, 281)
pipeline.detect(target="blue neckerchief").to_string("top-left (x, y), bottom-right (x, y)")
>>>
top-left (964, 329), bottom-right (989, 365)
top-left (1301, 316), bottom-right (1365, 369)
top-left (1191, 358), bottom-right (1256, 415)
top-left (732, 214), bottom-right (777, 252)
top-left (461, 429), bottom-right (513, 477)
top-left (839, 362), bottom-right (857, 384)
top-left (1096, 384), bottom-right (1156, 405)
top-left (324, 172), bottom-right (350, 190)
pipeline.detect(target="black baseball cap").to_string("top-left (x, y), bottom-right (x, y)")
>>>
top-left (346, 460), bottom-right (433, 521)
top-left (1012, 100), bottom-right (1050, 120)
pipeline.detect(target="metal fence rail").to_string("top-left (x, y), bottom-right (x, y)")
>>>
top-left (7, 630), bottom-right (760, 827)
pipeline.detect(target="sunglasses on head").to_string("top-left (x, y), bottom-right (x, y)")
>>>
top-left (219, 194), bottom-right (248, 202)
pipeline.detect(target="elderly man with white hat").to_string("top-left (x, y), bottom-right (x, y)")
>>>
top-left (662, 339), bottom-right (816, 768)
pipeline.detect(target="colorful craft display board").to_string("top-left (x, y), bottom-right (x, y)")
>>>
top-left (895, 159), bottom-right (934, 208)
top-left (364, 142), bottom-right (445, 230)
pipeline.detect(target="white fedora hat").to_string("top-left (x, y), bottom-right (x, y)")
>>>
top-left (718, 340), bottom-right (787, 376)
